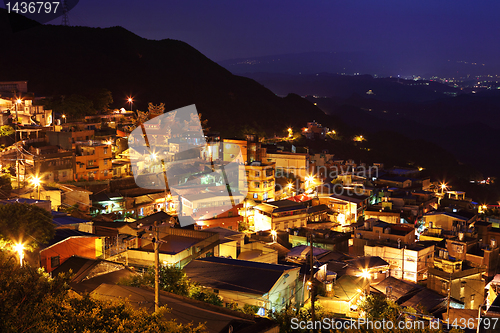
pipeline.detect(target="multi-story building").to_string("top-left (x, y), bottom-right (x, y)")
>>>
top-left (427, 251), bottom-right (485, 310)
top-left (0, 95), bottom-right (52, 126)
top-left (265, 151), bottom-right (308, 180)
top-left (322, 193), bottom-right (370, 226)
top-left (253, 199), bottom-right (307, 231)
top-left (245, 161), bottom-right (275, 202)
top-left (364, 242), bottom-right (435, 283)
top-left (301, 120), bottom-right (328, 140)
top-left (423, 210), bottom-right (478, 232)
top-left (75, 141), bottom-right (113, 181)
top-left (47, 129), bottom-right (95, 150)
top-left (20, 145), bottom-right (74, 183)
top-left (223, 139), bottom-right (247, 164)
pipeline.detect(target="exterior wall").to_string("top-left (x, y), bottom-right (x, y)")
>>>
top-left (254, 209), bottom-right (307, 232)
top-left (289, 234), bottom-right (349, 253)
top-left (183, 197), bottom-right (243, 218)
top-left (61, 189), bottom-right (92, 212)
top-left (21, 151), bottom-right (75, 183)
top-left (217, 289), bottom-right (268, 311)
top-left (205, 268), bottom-right (299, 314)
top-left (223, 139), bottom-right (247, 164)
top-left (216, 240), bottom-right (238, 258)
top-left (197, 216), bottom-right (241, 230)
top-left (268, 269), bottom-right (300, 311)
top-left (364, 210), bottom-right (400, 224)
top-left (365, 245), bottom-right (434, 282)
top-left (355, 225), bottom-right (415, 244)
top-left (75, 144), bottom-right (113, 181)
top-left (126, 248), bottom-right (191, 267)
top-left (254, 209), bottom-right (272, 231)
top-left (446, 239), bottom-right (478, 261)
top-left (424, 214), bottom-right (468, 231)
top-left (427, 267), bottom-right (484, 309)
top-left (40, 237), bottom-right (102, 272)
top-left (240, 242), bottom-right (278, 264)
top-left (21, 189), bottom-right (62, 210)
top-left (267, 152), bottom-right (308, 180)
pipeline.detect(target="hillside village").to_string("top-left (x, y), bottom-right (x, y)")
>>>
top-left (1, 80), bottom-right (500, 332)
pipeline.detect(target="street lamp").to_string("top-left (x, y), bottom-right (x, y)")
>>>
top-left (14, 98), bottom-right (22, 124)
top-left (127, 97), bottom-right (133, 111)
top-left (13, 243), bottom-right (24, 267)
top-left (30, 176), bottom-right (41, 200)
top-left (271, 230), bottom-right (277, 242)
top-left (62, 114), bottom-right (66, 123)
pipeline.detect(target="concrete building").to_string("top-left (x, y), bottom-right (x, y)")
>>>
top-left (20, 145), bottom-right (74, 183)
top-left (364, 242), bottom-right (435, 282)
top-left (75, 141), bottom-right (113, 181)
top-left (253, 199), bottom-right (307, 231)
top-left (266, 151), bottom-right (308, 180)
top-left (245, 161), bottom-right (275, 202)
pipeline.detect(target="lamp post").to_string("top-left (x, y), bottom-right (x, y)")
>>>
top-left (127, 97), bottom-right (133, 111)
top-left (62, 114), bottom-right (66, 123)
top-left (30, 176), bottom-right (41, 200)
top-left (13, 243), bottom-right (24, 267)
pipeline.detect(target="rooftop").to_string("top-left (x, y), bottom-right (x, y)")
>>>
top-left (184, 257), bottom-right (298, 295)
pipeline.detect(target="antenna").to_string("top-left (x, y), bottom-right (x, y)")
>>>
top-left (61, 0), bottom-right (69, 26)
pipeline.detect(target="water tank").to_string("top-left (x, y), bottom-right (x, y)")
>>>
top-left (443, 250), bottom-right (449, 260)
top-left (439, 249), bottom-right (444, 258)
top-left (429, 221), bottom-right (433, 229)
top-left (384, 227), bottom-right (391, 234)
top-left (325, 281), bottom-right (333, 292)
top-left (491, 238), bottom-right (497, 249)
top-left (364, 220), bottom-right (370, 230)
top-left (386, 286), bottom-right (393, 296)
top-left (458, 232), bottom-right (464, 241)
top-left (356, 233), bottom-right (362, 239)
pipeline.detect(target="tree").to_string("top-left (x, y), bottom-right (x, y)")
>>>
top-left (0, 250), bottom-right (206, 333)
top-left (359, 293), bottom-right (400, 321)
top-left (0, 125), bottom-right (15, 137)
top-left (89, 88), bottom-right (113, 113)
top-left (0, 174), bottom-right (12, 196)
top-left (0, 203), bottom-right (55, 250)
top-left (120, 265), bottom-right (222, 306)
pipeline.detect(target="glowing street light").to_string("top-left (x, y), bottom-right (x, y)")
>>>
top-left (359, 269), bottom-right (371, 279)
top-left (30, 176), bottom-right (41, 200)
top-left (127, 97), bottom-right (134, 111)
top-left (305, 175), bottom-right (317, 191)
top-left (271, 230), bottom-right (277, 242)
top-left (62, 114), bottom-right (66, 123)
top-left (440, 183), bottom-right (448, 194)
top-left (13, 243), bottom-right (24, 267)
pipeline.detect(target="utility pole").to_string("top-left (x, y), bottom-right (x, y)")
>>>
top-left (446, 272), bottom-right (451, 319)
top-left (309, 232), bottom-right (316, 326)
top-left (154, 221), bottom-right (160, 312)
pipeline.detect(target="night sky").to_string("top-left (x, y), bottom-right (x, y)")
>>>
top-left (4, 0), bottom-right (500, 73)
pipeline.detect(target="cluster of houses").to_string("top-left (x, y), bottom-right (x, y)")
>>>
top-left (2, 81), bottom-right (500, 332)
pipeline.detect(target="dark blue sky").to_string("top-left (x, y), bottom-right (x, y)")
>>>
top-left (20, 1), bottom-right (500, 70)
